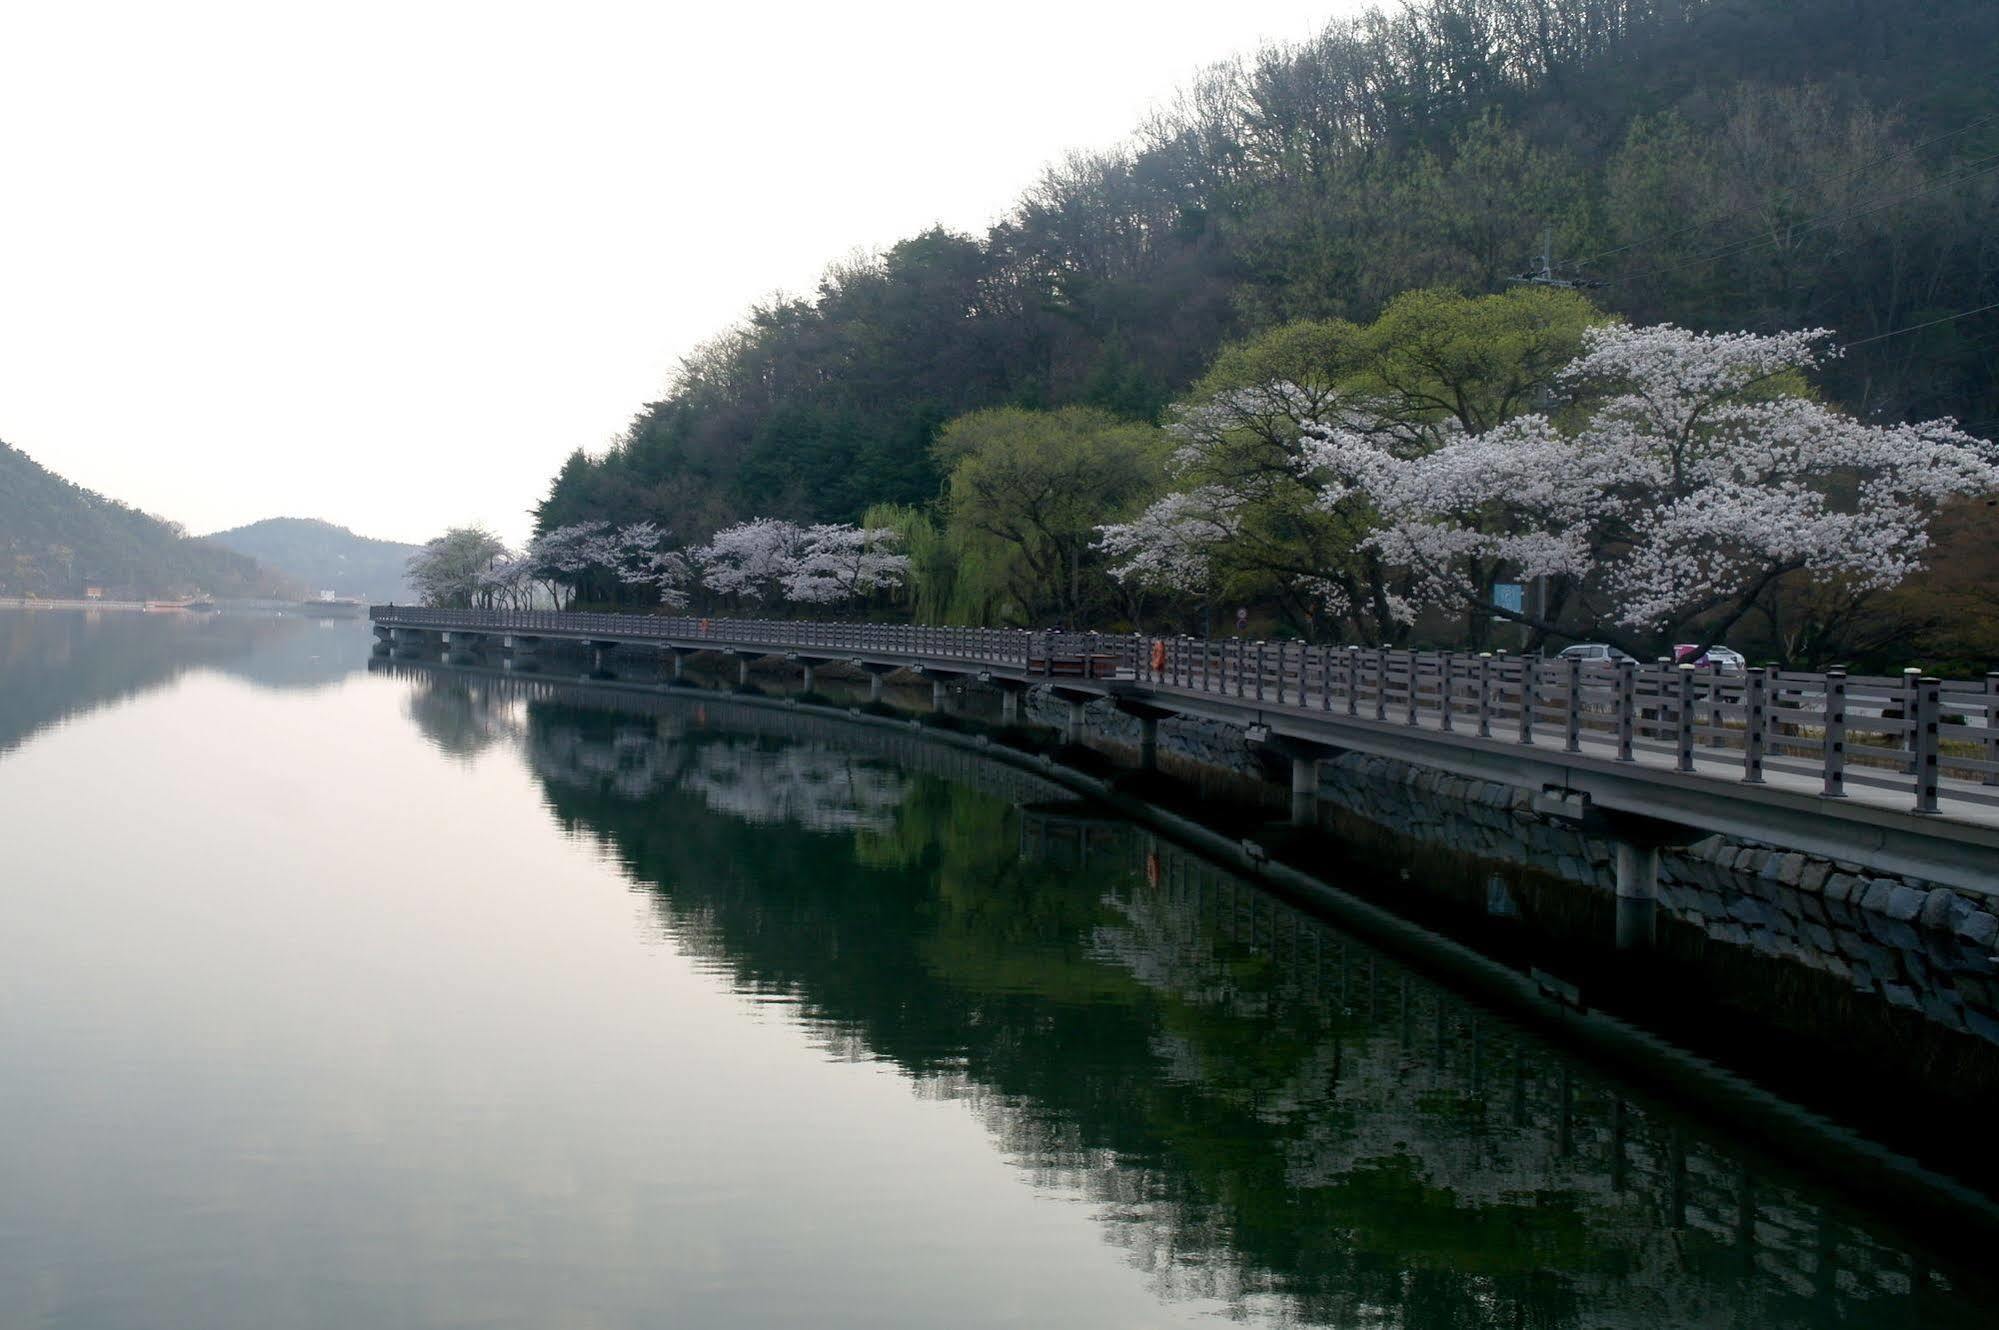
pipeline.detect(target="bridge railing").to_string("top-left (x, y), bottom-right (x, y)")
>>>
top-left (371, 606), bottom-right (1998, 814)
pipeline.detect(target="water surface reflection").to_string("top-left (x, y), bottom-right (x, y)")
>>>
top-left (444, 667), bottom-right (1995, 1329)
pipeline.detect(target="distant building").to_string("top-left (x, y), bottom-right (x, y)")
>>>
top-left (83, 587), bottom-right (103, 600)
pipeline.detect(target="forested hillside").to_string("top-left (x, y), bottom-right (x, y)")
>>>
top-left (205, 517), bottom-right (419, 602)
top-left (538, 0), bottom-right (1999, 538)
top-left (0, 441), bottom-right (293, 599)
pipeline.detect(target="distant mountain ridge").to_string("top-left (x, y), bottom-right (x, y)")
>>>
top-left (204, 517), bottom-right (419, 603)
top-left (0, 439), bottom-right (294, 599)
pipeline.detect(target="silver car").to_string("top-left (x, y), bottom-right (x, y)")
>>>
top-left (1557, 643), bottom-right (1636, 664)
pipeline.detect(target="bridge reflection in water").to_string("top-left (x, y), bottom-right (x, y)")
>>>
top-left (380, 660), bottom-right (1998, 1329)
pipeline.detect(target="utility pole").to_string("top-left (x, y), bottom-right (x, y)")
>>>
top-left (1510, 228), bottom-right (1603, 290)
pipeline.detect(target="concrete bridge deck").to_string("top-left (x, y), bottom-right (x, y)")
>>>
top-left (371, 606), bottom-right (1999, 896)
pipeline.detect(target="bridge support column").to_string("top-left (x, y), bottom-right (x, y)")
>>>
top-left (985, 676), bottom-right (1031, 727)
top-left (1614, 842), bottom-right (1661, 952)
top-left (1066, 699), bottom-right (1087, 745)
top-left (1243, 728), bottom-right (1343, 828)
top-left (855, 662), bottom-right (898, 701)
top-left (801, 662), bottom-right (815, 693)
top-left (667, 647), bottom-right (694, 680)
top-left (1290, 756), bottom-right (1319, 827)
top-left (738, 656), bottom-right (750, 687)
top-left (932, 678), bottom-right (949, 712)
top-left (501, 634), bottom-right (539, 656)
top-left (1113, 699), bottom-right (1176, 773)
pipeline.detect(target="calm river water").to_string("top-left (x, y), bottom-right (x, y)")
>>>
top-left (2, 608), bottom-right (1994, 1329)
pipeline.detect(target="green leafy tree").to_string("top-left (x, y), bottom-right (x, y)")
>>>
top-left (936, 406), bottom-right (1167, 625)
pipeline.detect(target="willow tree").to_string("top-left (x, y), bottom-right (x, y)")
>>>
top-left (936, 406), bottom-right (1167, 626)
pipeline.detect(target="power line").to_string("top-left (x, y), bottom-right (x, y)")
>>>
top-left (1844, 301), bottom-right (1999, 349)
top-left (1570, 109), bottom-right (1999, 273)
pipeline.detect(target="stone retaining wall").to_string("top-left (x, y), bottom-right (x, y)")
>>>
top-left (1320, 752), bottom-right (1999, 1045)
top-left (1019, 683), bottom-right (1999, 1047)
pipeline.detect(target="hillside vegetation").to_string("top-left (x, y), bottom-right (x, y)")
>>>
top-left (538, 0), bottom-right (1999, 540)
top-left (0, 440), bottom-right (293, 599)
top-left (205, 517), bottom-right (419, 603)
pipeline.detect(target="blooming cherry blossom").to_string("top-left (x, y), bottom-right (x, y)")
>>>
top-left (781, 524), bottom-right (909, 605)
top-left (1308, 323), bottom-right (1999, 640)
top-left (696, 519), bottom-right (808, 604)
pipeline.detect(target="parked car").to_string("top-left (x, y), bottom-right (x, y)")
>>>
top-left (1557, 643), bottom-right (1636, 664)
top-left (1673, 644), bottom-right (1747, 675)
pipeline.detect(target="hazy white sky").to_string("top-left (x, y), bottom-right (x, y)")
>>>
top-left (0, 1), bottom-right (1352, 547)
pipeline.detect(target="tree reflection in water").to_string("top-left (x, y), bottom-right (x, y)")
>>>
top-left (419, 667), bottom-right (1999, 1329)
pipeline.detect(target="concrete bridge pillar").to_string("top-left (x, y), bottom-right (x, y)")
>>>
top-left (1243, 728), bottom-right (1342, 828)
top-left (988, 678), bottom-right (1030, 727)
top-left (668, 647), bottom-right (691, 680)
top-left (1614, 841), bottom-right (1661, 951)
top-left (856, 662), bottom-right (897, 702)
top-left (1065, 698), bottom-right (1088, 746)
top-left (737, 655), bottom-right (751, 687)
top-left (1113, 699), bottom-right (1175, 773)
top-left (1290, 755), bottom-right (1319, 827)
top-left (501, 634), bottom-right (539, 656)
top-left (800, 661), bottom-right (816, 693)
top-left (932, 678), bottom-right (950, 713)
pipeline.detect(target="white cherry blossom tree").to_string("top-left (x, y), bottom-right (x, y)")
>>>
top-left (1309, 323), bottom-right (1999, 650)
top-left (696, 518), bottom-right (807, 606)
top-left (781, 524), bottom-right (909, 606)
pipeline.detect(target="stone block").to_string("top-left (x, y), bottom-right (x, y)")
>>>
top-left (1881, 982), bottom-right (1921, 1011)
top-left (1860, 879), bottom-right (1897, 915)
top-left (1918, 888), bottom-right (1964, 933)
top-left (1798, 862), bottom-right (1831, 895)
top-left (1775, 853), bottom-right (1808, 887)
top-left (1957, 910), bottom-right (1999, 949)
top-left (1824, 873), bottom-right (1859, 904)
top-left (1886, 886), bottom-right (1926, 923)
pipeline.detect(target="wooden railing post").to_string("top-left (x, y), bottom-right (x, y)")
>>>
top-left (1902, 667), bottom-right (1921, 766)
top-left (1563, 655), bottom-right (1582, 753)
top-left (1821, 668), bottom-right (1848, 797)
top-left (1476, 653), bottom-right (1493, 738)
top-left (1742, 666), bottom-right (1768, 784)
top-left (1439, 652), bottom-right (1455, 732)
top-left (1615, 658), bottom-right (1635, 761)
top-left (1913, 676), bottom-right (1942, 815)
top-left (1255, 641), bottom-right (1267, 702)
top-left (1676, 665), bottom-right (1697, 772)
top-left (1517, 657), bottom-right (1535, 745)
top-left (1405, 652), bottom-right (1420, 726)
top-left (1346, 647), bottom-right (1361, 717)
